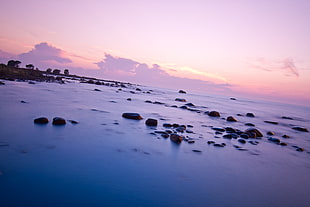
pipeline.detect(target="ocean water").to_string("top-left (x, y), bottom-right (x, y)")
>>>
top-left (0, 80), bottom-right (309, 207)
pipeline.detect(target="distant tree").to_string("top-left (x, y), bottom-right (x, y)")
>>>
top-left (52, 69), bottom-right (61, 75)
top-left (46, 68), bottom-right (52, 73)
top-left (64, 69), bottom-right (69, 76)
top-left (26, 64), bottom-right (35, 69)
top-left (7, 60), bottom-right (21, 68)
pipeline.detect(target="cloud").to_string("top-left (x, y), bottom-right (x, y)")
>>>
top-left (18, 42), bottom-right (72, 68)
top-left (249, 57), bottom-right (299, 77)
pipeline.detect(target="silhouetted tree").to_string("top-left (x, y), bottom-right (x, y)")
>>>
top-left (52, 69), bottom-right (61, 75)
top-left (7, 60), bottom-right (21, 68)
top-left (64, 69), bottom-right (69, 75)
top-left (26, 64), bottom-right (35, 69)
top-left (46, 68), bottom-right (52, 73)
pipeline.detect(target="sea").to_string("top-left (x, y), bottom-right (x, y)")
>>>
top-left (0, 79), bottom-right (309, 207)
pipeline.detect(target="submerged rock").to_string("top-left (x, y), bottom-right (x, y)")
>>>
top-left (208, 111), bottom-right (220, 117)
top-left (122, 113), bottom-right (143, 120)
top-left (52, 117), bottom-right (66, 125)
top-left (145, 118), bottom-right (158, 126)
top-left (292, 126), bottom-right (309, 132)
top-left (34, 117), bottom-right (49, 124)
top-left (170, 134), bottom-right (183, 144)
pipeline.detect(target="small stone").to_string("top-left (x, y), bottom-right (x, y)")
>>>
top-left (245, 123), bottom-right (255, 126)
top-left (176, 126), bottom-right (186, 133)
top-left (94, 88), bottom-right (101, 91)
top-left (267, 131), bottom-right (275, 135)
top-left (230, 97), bottom-right (237, 100)
top-left (225, 127), bottom-right (237, 133)
top-left (179, 105), bottom-right (188, 109)
top-left (282, 134), bottom-right (290, 138)
top-left (214, 143), bottom-right (225, 147)
top-left (175, 98), bottom-right (186, 102)
top-left (223, 134), bottom-right (233, 139)
top-left (68, 120), bottom-right (79, 124)
top-left (208, 111), bottom-right (220, 117)
top-left (245, 128), bottom-right (263, 138)
top-left (172, 123), bottom-right (180, 128)
top-left (246, 113), bottom-right (255, 117)
top-left (186, 129), bottom-right (194, 133)
top-left (188, 140), bottom-right (195, 144)
top-left (170, 134), bottom-right (183, 144)
top-left (282, 116), bottom-right (293, 120)
top-left (127, 98), bottom-right (132, 101)
top-left (249, 141), bottom-right (259, 145)
top-left (145, 118), bottom-right (158, 126)
top-left (179, 90), bottom-right (186, 94)
top-left (268, 137), bottom-right (280, 143)
top-left (207, 141), bottom-right (215, 145)
top-left (264, 121), bottom-right (278, 125)
top-left (192, 149), bottom-right (202, 152)
top-left (0, 81), bottom-right (5, 85)
top-left (280, 142), bottom-right (287, 146)
top-left (212, 127), bottom-right (225, 132)
top-left (187, 125), bottom-right (193, 128)
top-left (163, 123), bottom-right (172, 128)
top-left (52, 117), bottom-right (66, 125)
top-left (122, 113), bottom-right (143, 120)
top-left (296, 147), bottom-right (304, 152)
top-left (28, 81), bottom-right (35, 84)
top-left (20, 100), bottom-right (27, 103)
top-left (227, 116), bottom-right (238, 122)
top-left (185, 103), bottom-right (195, 107)
top-left (161, 133), bottom-right (169, 138)
top-left (145, 100), bottom-right (152, 103)
top-left (136, 88), bottom-right (142, 91)
top-left (240, 133), bottom-right (250, 139)
top-left (292, 126), bottom-right (309, 132)
top-left (238, 139), bottom-right (247, 144)
top-left (34, 117), bottom-right (49, 124)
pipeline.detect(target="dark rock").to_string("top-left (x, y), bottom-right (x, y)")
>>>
top-left (240, 133), bottom-right (250, 139)
top-left (230, 97), bottom-right (237, 100)
top-left (264, 121), bottom-right (278, 125)
top-left (145, 118), bottom-right (158, 126)
top-left (237, 114), bottom-right (243, 116)
top-left (246, 113), bottom-right (255, 117)
top-left (225, 127), bottom-right (237, 133)
top-left (34, 117), bottom-right (49, 124)
top-left (280, 142), bottom-right (287, 146)
top-left (185, 103), bottom-right (195, 107)
top-left (214, 143), bottom-right (225, 147)
top-left (282, 116), bottom-right (293, 120)
top-left (170, 134), bottom-right (183, 144)
top-left (179, 105), bottom-right (188, 110)
top-left (165, 130), bottom-right (173, 134)
top-left (52, 117), bottom-right (66, 125)
top-left (296, 147), bottom-right (304, 152)
top-left (249, 141), bottom-right (259, 145)
top-left (171, 105), bottom-right (178, 108)
top-left (153, 101), bottom-right (164, 105)
top-left (244, 128), bottom-right (263, 138)
top-left (208, 111), bottom-right (220, 117)
top-left (176, 126), bottom-right (186, 133)
top-left (267, 131), bottom-right (275, 135)
top-left (28, 81), bottom-right (35, 84)
top-left (282, 134), bottom-right (290, 138)
top-left (94, 88), bottom-right (101, 91)
top-left (68, 120), bottom-right (79, 124)
top-left (172, 124), bottom-right (180, 128)
top-left (127, 98), bottom-right (132, 101)
top-left (268, 137), bottom-right (280, 143)
top-left (154, 131), bottom-right (167, 134)
top-left (192, 149), bottom-right (202, 152)
top-left (179, 90), bottom-right (186, 94)
top-left (136, 88), bottom-right (142, 91)
top-left (122, 113), bottom-right (143, 120)
top-left (163, 123), bottom-right (172, 128)
top-left (238, 139), bottom-right (246, 144)
top-left (187, 125), bottom-right (193, 128)
top-left (175, 98), bottom-right (186, 102)
top-left (212, 127), bottom-right (225, 132)
top-left (186, 129), bottom-right (194, 133)
top-left (223, 134), bottom-right (233, 139)
top-left (215, 131), bottom-right (223, 135)
top-left (145, 100), bottom-right (152, 103)
top-left (207, 141), bottom-right (215, 145)
top-left (292, 126), bottom-right (309, 132)
top-left (161, 133), bottom-right (169, 138)
top-left (20, 100), bottom-right (27, 103)
top-left (245, 123), bottom-right (255, 126)
top-left (227, 116), bottom-right (238, 122)
top-left (188, 140), bottom-right (195, 144)
top-left (0, 81), bottom-right (5, 85)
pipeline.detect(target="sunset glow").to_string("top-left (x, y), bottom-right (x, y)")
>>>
top-left (0, 0), bottom-right (309, 106)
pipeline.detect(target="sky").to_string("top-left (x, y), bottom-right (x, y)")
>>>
top-left (0, 0), bottom-right (310, 106)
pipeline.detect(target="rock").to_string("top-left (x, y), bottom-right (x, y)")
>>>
top-left (207, 141), bottom-right (215, 145)
top-left (0, 81), bottom-right (5, 85)
top-left (20, 100), bottom-right (27, 103)
top-left (179, 105), bottom-right (188, 109)
top-left (185, 103), bottom-right (195, 107)
top-left (264, 121), bottom-right (278, 125)
top-left (68, 120), bottom-right (79, 124)
top-left (208, 111), bottom-right (220, 117)
top-left (249, 141), bottom-right (259, 145)
top-left (280, 142), bottom-right (287, 146)
top-left (52, 117), bottom-right (66, 125)
top-left (225, 127), bottom-right (237, 133)
top-left (161, 133), bottom-right (169, 138)
top-left (172, 124), bottom-right (180, 128)
top-left (136, 88), bottom-right (142, 91)
top-left (179, 90), bottom-right (186, 94)
top-left (145, 100), bottom-right (152, 103)
top-left (282, 116), bottom-right (293, 120)
top-left (240, 133), bottom-right (250, 139)
top-left (176, 126), bottom-right (186, 133)
top-left (267, 131), bottom-right (275, 135)
top-left (223, 134), bottom-right (233, 139)
top-left (282, 134), bottom-right (290, 138)
top-left (122, 113), bottom-right (143, 120)
top-left (227, 116), bottom-right (238, 122)
top-left (28, 81), bottom-right (36, 84)
top-left (127, 98), bottom-right (132, 101)
top-left (214, 143), bottom-right (225, 147)
top-left (187, 125), bottom-right (193, 128)
top-left (192, 149), bottom-right (202, 152)
top-left (163, 123), bottom-right (172, 128)
top-left (186, 129), bottom-right (194, 133)
top-left (211, 127), bottom-right (225, 132)
top-left (244, 128), bottom-right (263, 138)
top-left (153, 101), bottom-right (164, 105)
top-left (230, 97), bottom-right (237, 100)
top-left (188, 140), bottom-right (195, 144)
top-left (238, 139), bottom-right (246, 144)
top-left (170, 134), bottom-right (183, 144)
top-left (245, 123), bottom-right (255, 126)
top-left (292, 126), bottom-right (309, 132)
top-left (34, 117), bottom-right (49, 124)
top-left (296, 147), bottom-right (304, 152)
top-left (94, 88), bottom-right (101, 91)
top-left (175, 98), bottom-right (186, 102)
top-left (268, 137), bottom-right (280, 143)
top-left (145, 118), bottom-right (158, 126)
top-left (246, 113), bottom-right (255, 117)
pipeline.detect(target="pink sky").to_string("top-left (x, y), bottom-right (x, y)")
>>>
top-left (0, 0), bottom-right (309, 106)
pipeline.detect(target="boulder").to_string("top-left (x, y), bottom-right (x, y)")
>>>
top-left (208, 111), bottom-right (220, 117)
top-left (122, 113), bottom-right (143, 120)
top-left (244, 128), bottom-right (263, 138)
top-left (227, 116), bottom-right (238, 122)
top-left (170, 134), bottom-right (183, 144)
top-left (34, 117), bottom-right (49, 124)
top-left (145, 118), bottom-right (158, 126)
top-left (52, 117), bottom-right (66, 125)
